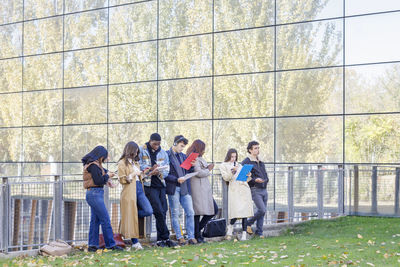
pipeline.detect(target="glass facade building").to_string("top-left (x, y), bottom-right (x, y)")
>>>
top-left (1, 0), bottom-right (400, 178)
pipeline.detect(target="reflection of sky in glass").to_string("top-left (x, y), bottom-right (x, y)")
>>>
top-left (346, 12), bottom-right (400, 65)
top-left (346, 0), bottom-right (400, 15)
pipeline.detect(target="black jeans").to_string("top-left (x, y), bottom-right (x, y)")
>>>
top-left (145, 186), bottom-right (170, 241)
top-left (194, 199), bottom-right (218, 239)
top-left (230, 218), bottom-right (248, 231)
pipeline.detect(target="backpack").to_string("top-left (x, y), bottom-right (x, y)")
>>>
top-left (83, 161), bottom-right (105, 189)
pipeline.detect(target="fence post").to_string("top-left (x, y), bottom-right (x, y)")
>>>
top-left (317, 165), bottom-right (324, 219)
top-left (338, 165), bottom-right (344, 215)
top-left (395, 168), bottom-right (400, 215)
top-left (2, 177), bottom-right (10, 253)
top-left (371, 166), bottom-right (378, 214)
top-left (54, 175), bottom-right (62, 240)
top-left (287, 167), bottom-right (294, 222)
top-left (354, 165), bottom-right (359, 213)
top-left (222, 178), bottom-right (229, 221)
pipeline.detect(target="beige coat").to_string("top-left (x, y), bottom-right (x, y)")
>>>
top-left (118, 160), bottom-right (141, 239)
top-left (220, 162), bottom-right (254, 220)
top-left (190, 157), bottom-right (215, 216)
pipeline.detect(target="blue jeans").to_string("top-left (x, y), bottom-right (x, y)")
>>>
top-left (136, 181), bottom-right (153, 218)
top-left (86, 188), bottom-right (116, 248)
top-left (168, 187), bottom-right (195, 240)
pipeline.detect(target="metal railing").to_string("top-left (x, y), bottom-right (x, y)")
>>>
top-left (1, 165), bottom-right (399, 252)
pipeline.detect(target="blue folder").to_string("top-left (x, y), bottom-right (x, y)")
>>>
top-left (236, 164), bottom-right (253, 182)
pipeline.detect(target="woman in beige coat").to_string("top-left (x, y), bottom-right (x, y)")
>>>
top-left (187, 139), bottom-right (217, 243)
top-left (220, 149), bottom-right (253, 241)
top-left (118, 141), bottom-right (152, 250)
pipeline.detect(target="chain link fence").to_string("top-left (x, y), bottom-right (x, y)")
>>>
top-left (1, 165), bottom-right (399, 252)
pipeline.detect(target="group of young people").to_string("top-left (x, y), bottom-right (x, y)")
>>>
top-left (81, 133), bottom-right (269, 252)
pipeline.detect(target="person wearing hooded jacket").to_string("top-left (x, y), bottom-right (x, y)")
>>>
top-left (82, 146), bottom-right (123, 252)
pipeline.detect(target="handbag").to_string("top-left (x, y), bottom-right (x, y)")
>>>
top-left (99, 233), bottom-right (126, 248)
top-left (40, 239), bottom-right (72, 256)
top-left (202, 218), bottom-right (226, 238)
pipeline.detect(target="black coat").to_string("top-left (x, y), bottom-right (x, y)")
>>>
top-left (242, 157), bottom-right (269, 189)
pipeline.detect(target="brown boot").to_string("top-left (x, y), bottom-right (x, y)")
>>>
top-left (188, 239), bottom-right (198, 245)
top-left (178, 238), bottom-right (187, 246)
top-left (246, 226), bottom-right (253, 235)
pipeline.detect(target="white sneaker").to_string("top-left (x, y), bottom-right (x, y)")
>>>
top-left (241, 231), bottom-right (247, 241)
top-left (226, 224), bottom-right (234, 237)
top-left (132, 242), bottom-right (143, 250)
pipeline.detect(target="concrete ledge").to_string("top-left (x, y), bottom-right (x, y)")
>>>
top-left (0, 249), bottom-right (39, 259)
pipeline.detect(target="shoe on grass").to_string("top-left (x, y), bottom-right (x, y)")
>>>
top-left (132, 242), bottom-right (143, 250)
top-left (246, 226), bottom-right (254, 235)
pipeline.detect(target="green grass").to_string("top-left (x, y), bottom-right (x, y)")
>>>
top-left (2, 216), bottom-right (400, 266)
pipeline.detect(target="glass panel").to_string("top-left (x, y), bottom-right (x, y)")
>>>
top-left (0, 23), bottom-right (22, 59)
top-left (63, 125), bottom-right (107, 162)
top-left (214, 28), bottom-right (274, 75)
top-left (277, 0), bottom-right (343, 24)
top-left (23, 53), bottom-right (62, 91)
top-left (159, 35), bottom-right (212, 79)
top-left (346, 115), bottom-right (400, 164)
top-left (0, 58), bottom-right (22, 93)
top-left (65, 0), bottom-right (107, 13)
top-left (158, 120), bottom-right (213, 160)
top-left (22, 163), bottom-right (61, 176)
top-left (0, 163), bottom-right (20, 176)
top-left (23, 126), bottom-right (62, 162)
top-left (213, 118), bottom-right (274, 163)
top-left (64, 48), bottom-right (107, 88)
top-left (23, 90), bottom-right (62, 126)
top-left (109, 1), bottom-right (156, 44)
top-left (214, 73), bottom-right (274, 119)
top-left (64, 86), bottom-right (107, 124)
top-left (277, 68), bottom-right (343, 116)
top-left (64, 9), bottom-right (108, 50)
top-left (109, 42), bottom-right (157, 83)
top-left (110, 0), bottom-right (143, 5)
top-left (63, 163), bottom-right (83, 175)
top-left (0, 93), bottom-right (22, 127)
top-left (159, 0), bottom-right (212, 38)
top-left (346, 0), bottom-right (400, 16)
top-left (346, 63), bottom-right (400, 114)
top-left (0, 128), bottom-right (21, 161)
top-left (24, 0), bottom-right (63, 20)
top-left (109, 82), bottom-right (157, 123)
top-left (215, 0), bottom-right (274, 31)
top-left (159, 78), bottom-right (212, 121)
top-left (276, 116), bottom-right (343, 163)
top-left (108, 122), bottom-right (157, 162)
top-left (24, 17), bottom-right (63, 55)
top-left (277, 19), bottom-right (343, 70)
top-left (0, 0), bottom-right (23, 25)
top-left (346, 13), bottom-right (400, 65)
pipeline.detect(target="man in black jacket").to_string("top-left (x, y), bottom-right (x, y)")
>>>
top-left (241, 141), bottom-right (269, 237)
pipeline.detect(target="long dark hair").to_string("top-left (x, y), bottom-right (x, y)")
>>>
top-left (119, 141), bottom-right (140, 166)
top-left (81, 145), bottom-right (108, 166)
top-left (224, 148), bottom-right (238, 163)
top-left (186, 139), bottom-right (206, 157)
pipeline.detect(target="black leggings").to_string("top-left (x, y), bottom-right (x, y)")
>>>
top-left (194, 199), bottom-right (218, 239)
top-left (230, 218), bottom-right (248, 231)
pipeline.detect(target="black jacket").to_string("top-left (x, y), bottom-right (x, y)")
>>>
top-left (241, 157), bottom-right (269, 189)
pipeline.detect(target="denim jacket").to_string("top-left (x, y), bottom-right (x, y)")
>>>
top-left (139, 144), bottom-right (170, 187)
